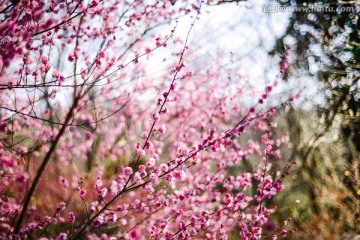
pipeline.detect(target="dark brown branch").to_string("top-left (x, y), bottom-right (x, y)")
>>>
top-left (13, 96), bottom-right (80, 233)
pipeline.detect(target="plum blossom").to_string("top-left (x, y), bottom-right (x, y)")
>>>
top-left (68, 212), bottom-right (75, 223)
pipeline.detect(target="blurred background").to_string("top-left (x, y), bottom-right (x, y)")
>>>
top-left (197, 0), bottom-right (359, 239)
top-left (0, 0), bottom-right (358, 238)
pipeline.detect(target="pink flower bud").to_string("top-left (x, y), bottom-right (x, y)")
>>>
top-left (280, 61), bottom-right (289, 73)
top-left (98, 51), bottom-right (105, 58)
top-left (153, 113), bottom-right (160, 122)
top-left (68, 212), bottom-right (75, 223)
top-left (77, 187), bottom-right (86, 199)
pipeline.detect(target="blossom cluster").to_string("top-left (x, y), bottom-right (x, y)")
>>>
top-left (0, 0), bottom-right (297, 239)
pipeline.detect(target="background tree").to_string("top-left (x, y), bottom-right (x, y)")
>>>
top-left (269, 0), bottom-right (359, 238)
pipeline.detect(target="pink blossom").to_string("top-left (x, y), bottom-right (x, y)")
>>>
top-left (77, 187), bottom-right (86, 199)
top-left (144, 141), bottom-right (153, 149)
top-left (45, 216), bottom-right (57, 224)
top-left (156, 39), bottom-right (162, 47)
top-left (125, 167), bottom-right (133, 175)
top-left (152, 113), bottom-right (160, 122)
top-left (0, 1), bottom-right (297, 238)
top-left (265, 85), bottom-right (273, 93)
top-left (154, 124), bottom-right (166, 135)
top-left (99, 188), bottom-right (108, 198)
top-left (98, 51), bottom-right (105, 58)
top-left (144, 184), bottom-right (154, 193)
top-left (92, 215), bottom-right (104, 228)
top-left (57, 233), bottom-right (67, 240)
top-left (280, 61), bottom-right (289, 73)
top-left (108, 213), bottom-right (118, 223)
top-left (159, 163), bottom-right (168, 173)
top-left (149, 173), bottom-right (158, 184)
top-left (140, 131), bottom-right (148, 139)
top-left (67, 212), bottom-right (75, 223)
top-left (179, 220), bottom-right (186, 230)
top-left (130, 229), bottom-right (141, 239)
top-left (55, 202), bottom-right (66, 216)
top-left (138, 165), bottom-right (146, 172)
top-left (133, 172), bottom-right (142, 184)
top-left (94, 177), bottom-right (103, 190)
top-left (146, 157), bottom-right (156, 168)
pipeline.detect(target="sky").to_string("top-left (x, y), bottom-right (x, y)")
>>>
top-left (144, 0), bottom-right (325, 109)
